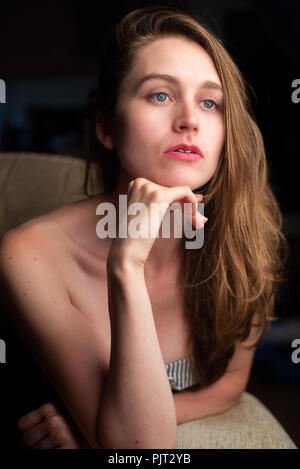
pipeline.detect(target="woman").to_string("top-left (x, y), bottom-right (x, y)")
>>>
top-left (0, 6), bottom-right (289, 449)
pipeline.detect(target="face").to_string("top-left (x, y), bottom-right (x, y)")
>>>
top-left (99, 35), bottom-right (225, 191)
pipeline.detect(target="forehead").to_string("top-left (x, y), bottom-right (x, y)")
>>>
top-left (124, 35), bottom-right (221, 88)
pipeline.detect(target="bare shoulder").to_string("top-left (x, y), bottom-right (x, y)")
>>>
top-left (0, 193), bottom-right (111, 319)
top-left (0, 197), bottom-right (90, 302)
top-left (0, 200), bottom-right (110, 448)
top-left (0, 211), bottom-right (66, 271)
top-left (0, 216), bottom-right (70, 316)
top-left (0, 194), bottom-right (103, 262)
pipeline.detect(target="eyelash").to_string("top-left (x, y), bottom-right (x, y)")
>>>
top-left (148, 90), bottom-right (222, 110)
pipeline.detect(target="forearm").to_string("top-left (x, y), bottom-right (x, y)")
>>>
top-left (97, 260), bottom-right (177, 449)
top-left (173, 373), bottom-right (243, 425)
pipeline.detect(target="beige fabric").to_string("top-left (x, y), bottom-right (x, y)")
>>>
top-left (176, 391), bottom-right (297, 449)
top-left (0, 153), bottom-right (297, 449)
top-left (0, 152), bottom-right (103, 236)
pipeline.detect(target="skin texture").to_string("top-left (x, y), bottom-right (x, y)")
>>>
top-left (96, 34), bottom-right (225, 272)
top-left (12, 35), bottom-right (227, 449)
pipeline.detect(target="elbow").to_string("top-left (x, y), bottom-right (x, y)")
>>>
top-left (164, 435), bottom-right (177, 450)
top-left (97, 399), bottom-right (178, 449)
top-left (222, 372), bottom-right (248, 407)
top-left (97, 423), bottom-right (177, 449)
top-left (229, 385), bottom-right (245, 408)
top-left (97, 433), bottom-right (177, 450)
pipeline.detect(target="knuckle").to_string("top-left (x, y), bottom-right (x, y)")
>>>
top-left (142, 183), bottom-right (154, 195)
top-left (151, 189), bottom-right (162, 202)
top-left (45, 417), bottom-right (69, 443)
top-left (134, 177), bottom-right (145, 185)
top-left (45, 415), bottom-right (62, 431)
top-left (39, 402), bottom-right (56, 416)
top-left (18, 410), bottom-right (38, 431)
top-left (52, 432), bottom-right (68, 446)
top-left (53, 430), bottom-right (70, 446)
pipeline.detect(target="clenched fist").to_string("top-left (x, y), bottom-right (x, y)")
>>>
top-left (18, 402), bottom-right (91, 449)
top-left (107, 177), bottom-right (207, 270)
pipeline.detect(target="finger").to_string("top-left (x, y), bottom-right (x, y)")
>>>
top-left (18, 409), bottom-right (44, 432)
top-left (180, 193), bottom-right (203, 213)
top-left (45, 414), bottom-right (76, 440)
top-left (183, 204), bottom-right (207, 229)
top-left (31, 436), bottom-right (58, 450)
top-left (39, 402), bottom-right (63, 419)
top-left (149, 186), bottom-right (204, 231)
top-left (18, 402), bottom-right (60, 432)
top-left (177, 186), bottom-right (208, 229)
top-left (21, 422), bottom-right (48, 449)
top-left (194, 194), bottom-right (206, 226)
top-left (127, 180), bottom-right (137, 204)
top-left (128, 180), bottom-right (135, 194)
top-left (128, 178), bottom-right (152, 200)
top-left (167, 185), bottom-right (199, 219)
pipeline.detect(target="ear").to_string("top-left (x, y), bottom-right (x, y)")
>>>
top-left (95, 111), bottom-right (115, 150)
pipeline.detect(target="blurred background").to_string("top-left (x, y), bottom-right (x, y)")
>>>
top-left (0, 0), bottom-right (299, 448)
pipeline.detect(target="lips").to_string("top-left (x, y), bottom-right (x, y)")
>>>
top-left (164, 143), bottom-right (204, 158)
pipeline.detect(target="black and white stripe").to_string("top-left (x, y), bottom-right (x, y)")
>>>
top-left (165, 355), bottom-right (199, 391)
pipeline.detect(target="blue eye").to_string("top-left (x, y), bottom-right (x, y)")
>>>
top-left (202, 99), bottom-right (219, 110)
top-left (148, 91), bottom-right (171, 103)
top-left (148, 92), bottom-right (221, 110)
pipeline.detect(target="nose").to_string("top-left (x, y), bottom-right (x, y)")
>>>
top-left (173, 101), bottom-right (199, 133)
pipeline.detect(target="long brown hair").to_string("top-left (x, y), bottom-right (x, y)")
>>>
top-left (83, 6), bottom-right (290, 389)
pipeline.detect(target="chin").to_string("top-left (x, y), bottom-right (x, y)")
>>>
top-left (134, 167), bottom-right (203, 190)
top-left (160, 177), bottom-right (203, 190)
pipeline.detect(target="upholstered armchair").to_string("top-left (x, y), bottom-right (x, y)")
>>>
top-left (0, 152), bottom-right (297, 449)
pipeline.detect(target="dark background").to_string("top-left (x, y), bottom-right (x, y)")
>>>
top-left (0, 0), bottom-right (300, 448)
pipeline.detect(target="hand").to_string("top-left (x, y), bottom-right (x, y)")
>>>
top-left (18, 402), bottom-right (91, 449)
top-left (107, 177), bottom-right (207, 269)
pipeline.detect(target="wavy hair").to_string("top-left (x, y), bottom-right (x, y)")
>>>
top-left (83, 6), bottom-right (290, 389)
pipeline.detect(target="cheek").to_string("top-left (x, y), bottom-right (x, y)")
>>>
top-left (203, 120), bottom-right (224, 170)
top-left (117, 114), bottom-right (155, 152)
top-left (129, 108), bottom-right (161, 143)
top-left (207, 118), bottom-right (225, 155)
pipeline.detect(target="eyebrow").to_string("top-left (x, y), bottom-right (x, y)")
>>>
top-left (135, 73), bottom-right (223, 93)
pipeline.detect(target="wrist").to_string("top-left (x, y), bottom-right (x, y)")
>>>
top-left (106, 249), bottom-right (145, 277)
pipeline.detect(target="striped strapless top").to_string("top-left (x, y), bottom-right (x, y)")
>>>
top-left (165, 355), bottom-right (199, 392)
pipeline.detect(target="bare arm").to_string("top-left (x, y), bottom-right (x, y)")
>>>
top-left (1, 179), bottom-right (203, 449)
top-left (173, 314), bottom-right (260, 424)
top-left (0, 224), bottom-right (177, 450)
top-left (173, 370), bottom-right (244, 425)
top-left (97, 258), bottom-right (177, 449)
top-left (95, 178), bottom-right (205, 448)
top-left (0, 226), bottom-right (106, 449)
